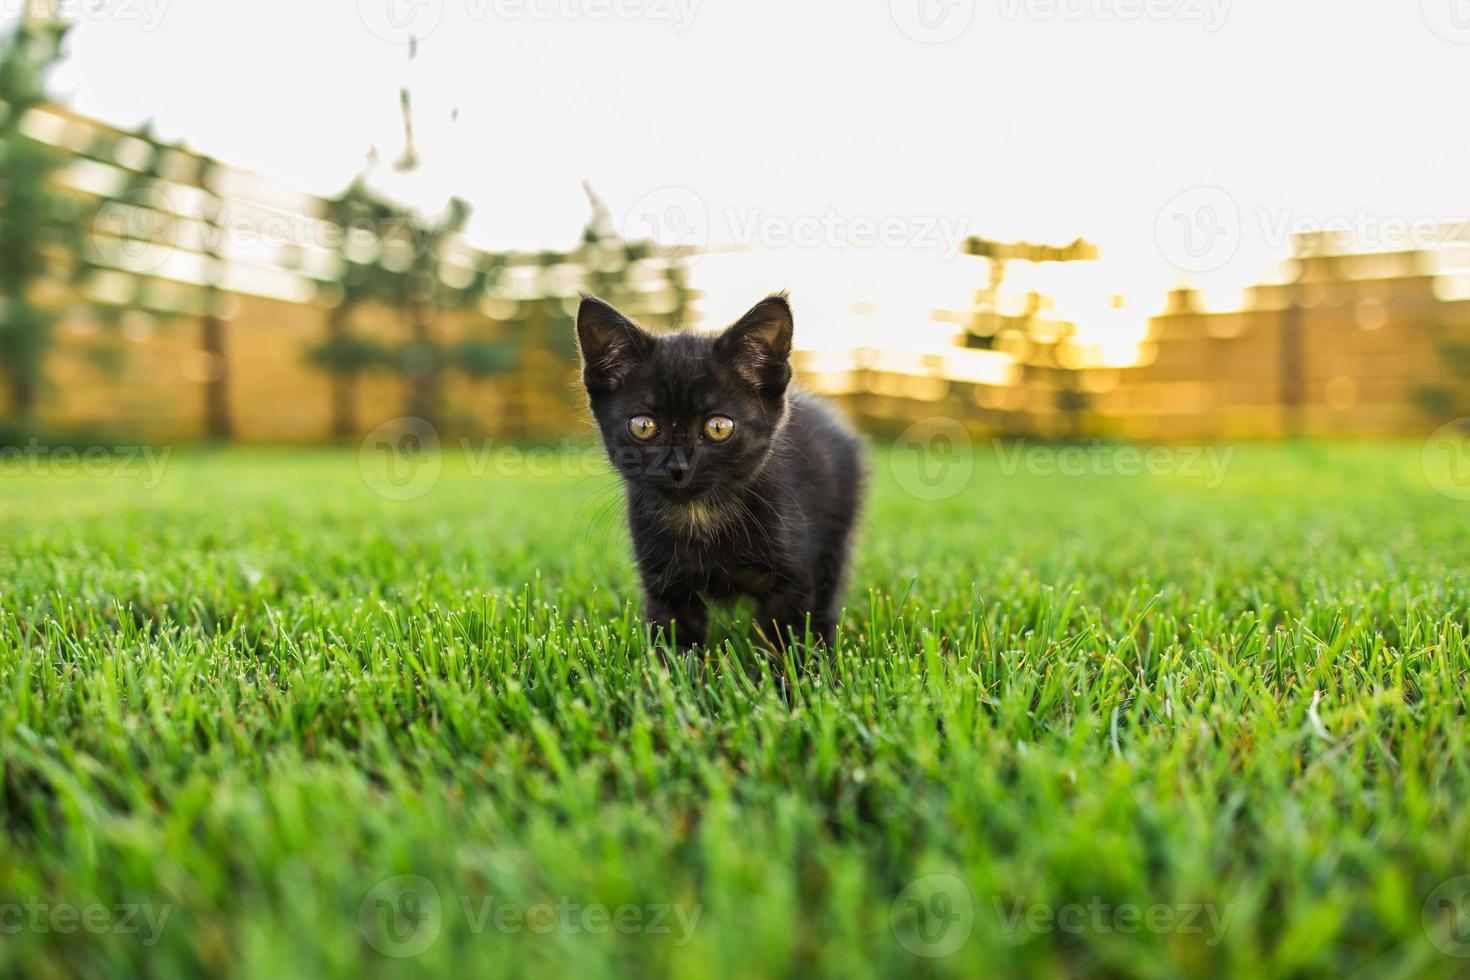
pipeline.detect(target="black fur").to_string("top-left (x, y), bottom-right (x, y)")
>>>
top-left (576, 293), bottom-right (865, 650)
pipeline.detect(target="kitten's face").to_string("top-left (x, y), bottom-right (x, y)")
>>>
top-left (576, 295), bottom-right (794, 500)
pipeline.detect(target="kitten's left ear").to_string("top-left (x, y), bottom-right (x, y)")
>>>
top-left (714, 293), bottom-right (793, 393)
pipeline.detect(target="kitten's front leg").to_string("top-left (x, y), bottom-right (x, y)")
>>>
top-left (645, 593), bottom-right (708, 651)
top-left (755, 577), bottom-right (819, 649)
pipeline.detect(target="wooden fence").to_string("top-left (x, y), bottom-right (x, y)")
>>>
top-left (21, 103), bottom-right (689, 442)
top-left (18, 104), bottom-right (1470, 444)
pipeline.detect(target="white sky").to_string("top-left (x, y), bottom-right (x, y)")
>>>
top-left (14, 0), bottom-right (1470, 353)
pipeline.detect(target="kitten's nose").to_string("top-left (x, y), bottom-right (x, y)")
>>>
top-left (666, 461), bottom-right (690, 484)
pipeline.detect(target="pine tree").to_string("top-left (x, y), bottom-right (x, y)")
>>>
top-left (0, 17), bottom-right (72, 423)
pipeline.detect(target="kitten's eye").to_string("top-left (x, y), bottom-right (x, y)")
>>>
top-left (703, 415), bottom-right (735, 442)
top-left (628, 415), bottom-right (659, 441)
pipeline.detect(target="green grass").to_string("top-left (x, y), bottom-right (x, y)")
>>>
top-left (2, 441), bottom-right (1470, 978)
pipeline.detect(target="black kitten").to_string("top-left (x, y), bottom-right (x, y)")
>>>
top-left (576, 293), bottom-right (865, 650)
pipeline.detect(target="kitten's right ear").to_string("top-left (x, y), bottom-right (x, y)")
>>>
top-left (576, 296), bottom-right (653, 393)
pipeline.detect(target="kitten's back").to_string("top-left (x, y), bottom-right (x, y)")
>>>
top-left (768, 388), bottom-right (866, 574)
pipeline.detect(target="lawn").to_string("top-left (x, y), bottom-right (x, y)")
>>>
top-left (1, 440), bottom-right (1468, 978)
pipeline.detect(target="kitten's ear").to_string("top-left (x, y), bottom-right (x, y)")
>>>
top-left (714, 293), bottom-right (793, 393)
top-left (576, 296), bottom-right (654, 393)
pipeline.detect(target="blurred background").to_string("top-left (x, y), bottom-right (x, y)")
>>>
top-left (3, 0), bottom-right (1469, 447)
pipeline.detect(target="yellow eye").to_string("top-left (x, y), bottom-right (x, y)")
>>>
top-left (703, 415), bottom-right (735, 442)
top-left (628, 416), bottom-right (658, 441)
